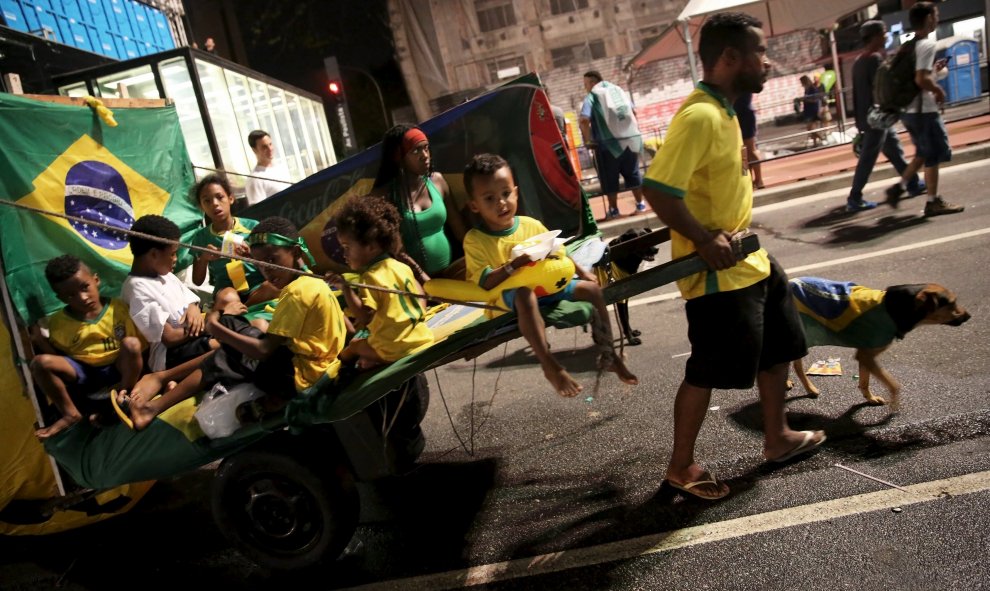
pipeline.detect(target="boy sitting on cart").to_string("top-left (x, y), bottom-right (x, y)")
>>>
top-left (461, 153), bottom-right (637, 397)
top-left (114, 217), bottom-right (349, 431)
top-left (31, 255), bottom-right (145, 438)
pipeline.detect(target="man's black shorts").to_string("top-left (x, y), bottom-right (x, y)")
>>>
top-left (200, 315), bottom-right (296, 399)
top-left (683, 256), bottom-right (807, 389)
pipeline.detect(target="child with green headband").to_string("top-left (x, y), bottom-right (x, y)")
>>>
top-left (327, 195), bottom-right (434, 370)
top-left (114, 217), bottom-right (349, 431)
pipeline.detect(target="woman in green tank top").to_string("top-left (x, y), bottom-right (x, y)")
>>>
top-left (372, 125), bottom-right (468, 281)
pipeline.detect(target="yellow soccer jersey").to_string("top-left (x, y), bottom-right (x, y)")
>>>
top-left (266, 275), bottom-right (346, 391)
top-left (48, 298), bottom-right (144, 367)
top-left (643, 83), bottom-right (770, 300)
top-left (357, 255), bottom-right (434, 362)
top-left (463, 216), bottom-right (551, 286)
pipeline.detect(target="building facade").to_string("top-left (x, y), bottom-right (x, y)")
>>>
top-left (388, 0), bottom-right (827, 143)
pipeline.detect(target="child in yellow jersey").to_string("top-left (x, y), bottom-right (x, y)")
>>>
top-left (114, 217), bottom-right (348, 431)
top-left (462, 153), bottom-right (637, 397)
top-left (327, 195), bottom-right (434, 370)
top-left (186, 174), bottom-right (279, 329)
top-left (31, 256), bottom-right (144, 439)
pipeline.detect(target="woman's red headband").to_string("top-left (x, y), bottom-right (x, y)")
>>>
top-left (399, 128), bottom-right (428, 159)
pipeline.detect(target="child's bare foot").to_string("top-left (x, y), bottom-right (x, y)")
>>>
top-left (604, 355), bottom-right (638, 385)
top-left (128, 398), bottom-right (159, 431)
top-left (112, 390), bottom-right (158, 431)
top-left (36, 413), bottom-right (82, 439)
top-left (544, 366), bottom-right (582, 398)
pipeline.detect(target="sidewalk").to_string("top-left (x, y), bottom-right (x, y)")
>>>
top-left (593, 114), bottom-right (990, 239)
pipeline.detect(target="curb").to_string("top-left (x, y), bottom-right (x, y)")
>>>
top-left (595, 141), bottom-right (990, 240)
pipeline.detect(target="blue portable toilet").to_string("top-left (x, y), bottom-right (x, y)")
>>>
top-left (939, 38), bottom-right (980, 104)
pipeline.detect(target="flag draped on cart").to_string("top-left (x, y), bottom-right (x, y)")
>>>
top-left (0, 93), bottom-right (201, 324)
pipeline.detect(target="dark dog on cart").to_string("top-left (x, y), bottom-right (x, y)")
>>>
top-left (594, 228), bottom-right (660, 346)
top-left (789, 277), bottom-right (970, 410)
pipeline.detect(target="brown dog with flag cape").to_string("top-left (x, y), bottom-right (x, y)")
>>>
top-left (789, 277), bottom-right (970, 409)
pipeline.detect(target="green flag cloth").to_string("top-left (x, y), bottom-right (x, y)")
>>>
top-left (0, 94), bottom-right (202, 324)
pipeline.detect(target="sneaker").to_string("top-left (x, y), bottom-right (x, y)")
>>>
top-left (924, 196), bottom-right (965, 217)
top-left (846, 199), bottom-right (878, 212)
top-left (885, 183), bottom-right (905, 208)
top-left (635, 201), bottom-right (647, 213)
top-left (605, 207), bottom-right (621, 220)
top-left (907, 181), bottom-right (927, 197)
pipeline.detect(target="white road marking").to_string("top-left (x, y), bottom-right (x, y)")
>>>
top-left (344, 470), bottom-right (990, 590)
top-left (629, 226), bottom-right (990, 309)
top-left (671, 352), bottom-right (690, 358)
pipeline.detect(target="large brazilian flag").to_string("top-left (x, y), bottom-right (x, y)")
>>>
top-left (0, 93), bottom-right (202, 324)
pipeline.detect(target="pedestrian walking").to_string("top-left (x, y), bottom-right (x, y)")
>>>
top-left (885, 2), bottom-right (964, 217)
top-left (579, 71), bottom-right (647, 218)
top-left (846, 20), bottom-right (924, 212)
top-left (734, 92), bottom-right (764, 189)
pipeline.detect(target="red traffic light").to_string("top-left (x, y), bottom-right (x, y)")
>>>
top-left (328, 81), bottom-right (341, 95)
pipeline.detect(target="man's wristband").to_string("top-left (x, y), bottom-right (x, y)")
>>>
top-left (505, 261), bottom-right (517, 275)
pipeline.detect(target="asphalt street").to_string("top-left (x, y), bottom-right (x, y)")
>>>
top-left (1, 161), bottom-right (987, 590)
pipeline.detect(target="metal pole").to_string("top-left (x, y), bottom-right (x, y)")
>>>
top-left (829, 28), bottom-right (849, 138)
top-left (341, 65), bottom-right (391, 128)
top-left (0, 250), bottom-right (66, 496)
top-left (684, 20), bottom-right (699, 83)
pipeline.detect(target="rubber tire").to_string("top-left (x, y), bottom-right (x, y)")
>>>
top-left (211, 449), bottom-right (358, 571)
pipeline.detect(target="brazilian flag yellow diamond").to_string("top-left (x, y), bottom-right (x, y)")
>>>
top-left (19, 134), bottom-right (170, 266)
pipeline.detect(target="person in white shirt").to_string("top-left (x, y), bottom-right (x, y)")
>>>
top-left (885, 2), bottom-right (963, 217)
top-left (245, 130), bottom-right (291, 206)
top-left (121, 215), bottom-right (215, 373)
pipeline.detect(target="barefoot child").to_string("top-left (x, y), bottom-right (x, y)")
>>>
top-left (327, 196), bottom-right (434, 370)
top-left (461, 153), bottom-right (637, 397)
top-left (115, 217), bottom-right (348, 430)
top-left (187, 174), bottom-right (279, 328)
top-left (31, 256), bottom-right (144, 438)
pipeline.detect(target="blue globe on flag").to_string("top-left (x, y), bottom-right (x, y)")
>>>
top-left (64, 160), bottom-right (135, 250)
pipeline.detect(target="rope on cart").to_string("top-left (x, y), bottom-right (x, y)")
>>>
top-left (0, 198), bottom-right (504, 312)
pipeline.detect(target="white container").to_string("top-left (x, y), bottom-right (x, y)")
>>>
top-left (510, 229), bottom-right (563, 261)
top-left (194, 382), bottom-right (266, 439)
top-left (220, 231), bottom-right (244, 257)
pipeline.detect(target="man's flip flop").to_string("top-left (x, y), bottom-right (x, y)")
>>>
top-left (665, 471), bottom-right (730, 500)
top-left (109, 389), bottom-right (135, 430)
top-left (769, 430), bottom-right (826, 463)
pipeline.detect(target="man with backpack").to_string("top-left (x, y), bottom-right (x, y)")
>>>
top-left (580, 71), bottom-right (647, 219)
top-left (846, 20), bottom-right (924, 212)
top-left (884, 2), bottom-right (963, 216)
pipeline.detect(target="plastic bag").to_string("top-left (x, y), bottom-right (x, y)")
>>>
top-left (194, 382), bottom-right (266, 439)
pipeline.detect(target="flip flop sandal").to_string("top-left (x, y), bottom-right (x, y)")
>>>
top-left (109, 389), bottom-right (135, 430)
top-left (666, 471), bottom-right (730, 500)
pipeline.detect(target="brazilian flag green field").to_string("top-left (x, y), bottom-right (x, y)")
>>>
top-left (0, 93), bottom-right (202, 324)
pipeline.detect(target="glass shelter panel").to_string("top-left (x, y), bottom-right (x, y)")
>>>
top-left (159, 57), bottom-right (212, 173)
top-left (195, 58), bottom-right (251, 188)
top-left (95, 65), bottom-right (158, 99)
top-left (285, 91), bottom-right (318, 177)
top-left (266, 86), bottom-right (303, 182)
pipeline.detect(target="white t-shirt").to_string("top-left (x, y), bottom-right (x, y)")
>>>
top-left (244, 162), bottom-right (292, 206)
top-left (121, 273), bottom-right (200, 371)
top-left (911, 38), bottom-right (939, 114)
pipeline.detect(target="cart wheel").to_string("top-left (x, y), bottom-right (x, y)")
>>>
top-left (211, 450), bottom-right (358, 570)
